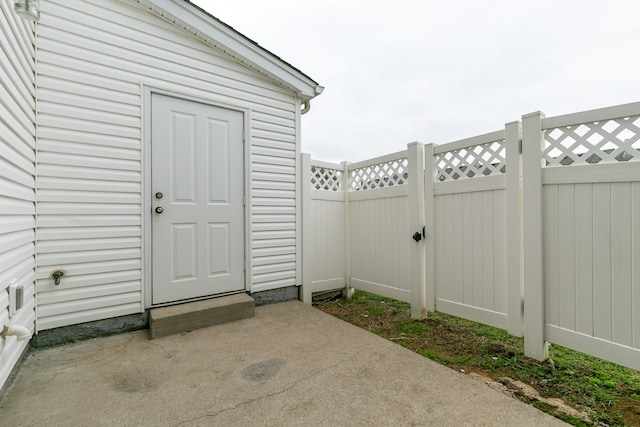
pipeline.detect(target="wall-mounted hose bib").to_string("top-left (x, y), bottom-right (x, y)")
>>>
top-left (51, 270), bottom-right (65, 286)
top-left (1, 324), bottom-right (32, 341)
top-left (14, 0), bottom-right (40, 22)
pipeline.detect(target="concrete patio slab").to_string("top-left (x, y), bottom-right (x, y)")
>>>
top-left (0, 301), bottom-right (567, 426)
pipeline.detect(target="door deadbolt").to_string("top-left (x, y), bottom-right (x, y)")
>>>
top-left (155, 192), bottom-right (163, 199)
top-left (155, 207), bottom-right (164, 214)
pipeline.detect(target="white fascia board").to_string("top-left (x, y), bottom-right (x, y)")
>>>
top-left (137, 0), bottom-right (322, 100)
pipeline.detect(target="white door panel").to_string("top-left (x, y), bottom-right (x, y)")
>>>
top-left (152, 94), bottom-right (244, 304)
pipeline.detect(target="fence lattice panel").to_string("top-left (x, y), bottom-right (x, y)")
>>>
top-left (349, 158), bottom-right (408, 190)
top-left (544, 115), bottom-right (640, 166)
top-left (436, 140), bottom-right (506, 182)
top-left (311, 166), bottom-right (342, 191)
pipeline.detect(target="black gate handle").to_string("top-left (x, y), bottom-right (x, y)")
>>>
top-left (412, 227), bottom-right (426, 242)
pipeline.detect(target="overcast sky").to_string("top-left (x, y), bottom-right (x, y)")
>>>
top-left (193, 0), bottom-right (640, 163)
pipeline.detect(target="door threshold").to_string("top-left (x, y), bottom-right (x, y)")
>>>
top-left (150, 290), bottom-right (247, 309)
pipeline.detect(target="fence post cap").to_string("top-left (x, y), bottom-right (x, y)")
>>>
top-left (522, 111), bottom-right (545, 119)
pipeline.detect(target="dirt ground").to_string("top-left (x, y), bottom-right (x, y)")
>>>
top-left (315, 293), bottom-right (640, 427)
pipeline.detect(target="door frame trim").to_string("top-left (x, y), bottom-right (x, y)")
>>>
top-left (141, 85), bottom-right (252, 309)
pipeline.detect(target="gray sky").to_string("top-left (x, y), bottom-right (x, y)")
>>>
top-left (193, 0), bottom-right (640, 163)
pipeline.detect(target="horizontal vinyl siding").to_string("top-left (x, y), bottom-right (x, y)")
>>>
top-left (0, 2), bottom-right (36, 389)
top-left (36, 0), bottom-right (299, 328)
top-left (251, 149), bottom-right (297, 291)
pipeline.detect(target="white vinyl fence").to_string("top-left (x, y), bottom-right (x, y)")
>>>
top-left (346, 152), bottom-right (412, 302)
top-left (302, 145), bottom-right (425, 317)
top-left (301, 158), bottom-right (347, 303)
top-left (522, 103), bottom-right (640, 369)
top-left (429, 123), bottom-right (522, 336)
top-left (302, 101), bottom-right (640, 372)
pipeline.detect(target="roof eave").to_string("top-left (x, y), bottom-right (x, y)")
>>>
top-left (134, 0), bottom-right (323, 101)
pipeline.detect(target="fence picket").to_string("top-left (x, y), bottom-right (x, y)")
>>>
top-left (574, 183), bottom-right (594, 336)
top-left (633, 183), bottom-right (640, 350)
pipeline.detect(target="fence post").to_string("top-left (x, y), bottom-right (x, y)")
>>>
top-left (423, 143), bottom-right (436, 313)
top-left (408, 142), bottom-right (427, 318)
top-left (342, 160), bottom-right (352, 298)
top-left (505, 121), bottom-right (524, 336)
top-left (301, 153), bottom-right (313, 304)
top-left (521, 112), bottom-right (548, 360)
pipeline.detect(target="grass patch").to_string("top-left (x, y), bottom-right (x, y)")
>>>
top-left (315, 291), bottom-right (640, 426)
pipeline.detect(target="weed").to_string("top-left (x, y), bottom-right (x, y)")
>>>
top-left (370, 303), bottom-right (385, 317)
top-left (587, 377), bottom-right (602, 386)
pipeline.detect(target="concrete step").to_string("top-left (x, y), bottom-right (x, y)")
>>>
top-left (149, 293), bottom-right (255, 339)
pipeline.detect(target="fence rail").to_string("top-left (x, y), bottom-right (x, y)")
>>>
top-left (303, 101), bottom-right (640, 371)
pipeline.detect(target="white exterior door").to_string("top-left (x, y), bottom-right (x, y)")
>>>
top-left (151, 94), bottom-right (245, 305)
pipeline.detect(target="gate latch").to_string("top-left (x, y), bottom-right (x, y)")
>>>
top-left (412, 227), bottom-right (426, 242)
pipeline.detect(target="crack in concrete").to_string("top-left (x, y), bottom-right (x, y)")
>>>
top-left (173, 353), bottom-right (358, 426)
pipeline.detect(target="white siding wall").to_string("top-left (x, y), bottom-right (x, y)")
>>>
top-left (0, 2), bottom-right (36, 387)
top-left (36, 0), bottom-right (299, 330)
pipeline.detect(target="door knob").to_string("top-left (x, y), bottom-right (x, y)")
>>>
top-left (155, 207), bottom-right (164, 214)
